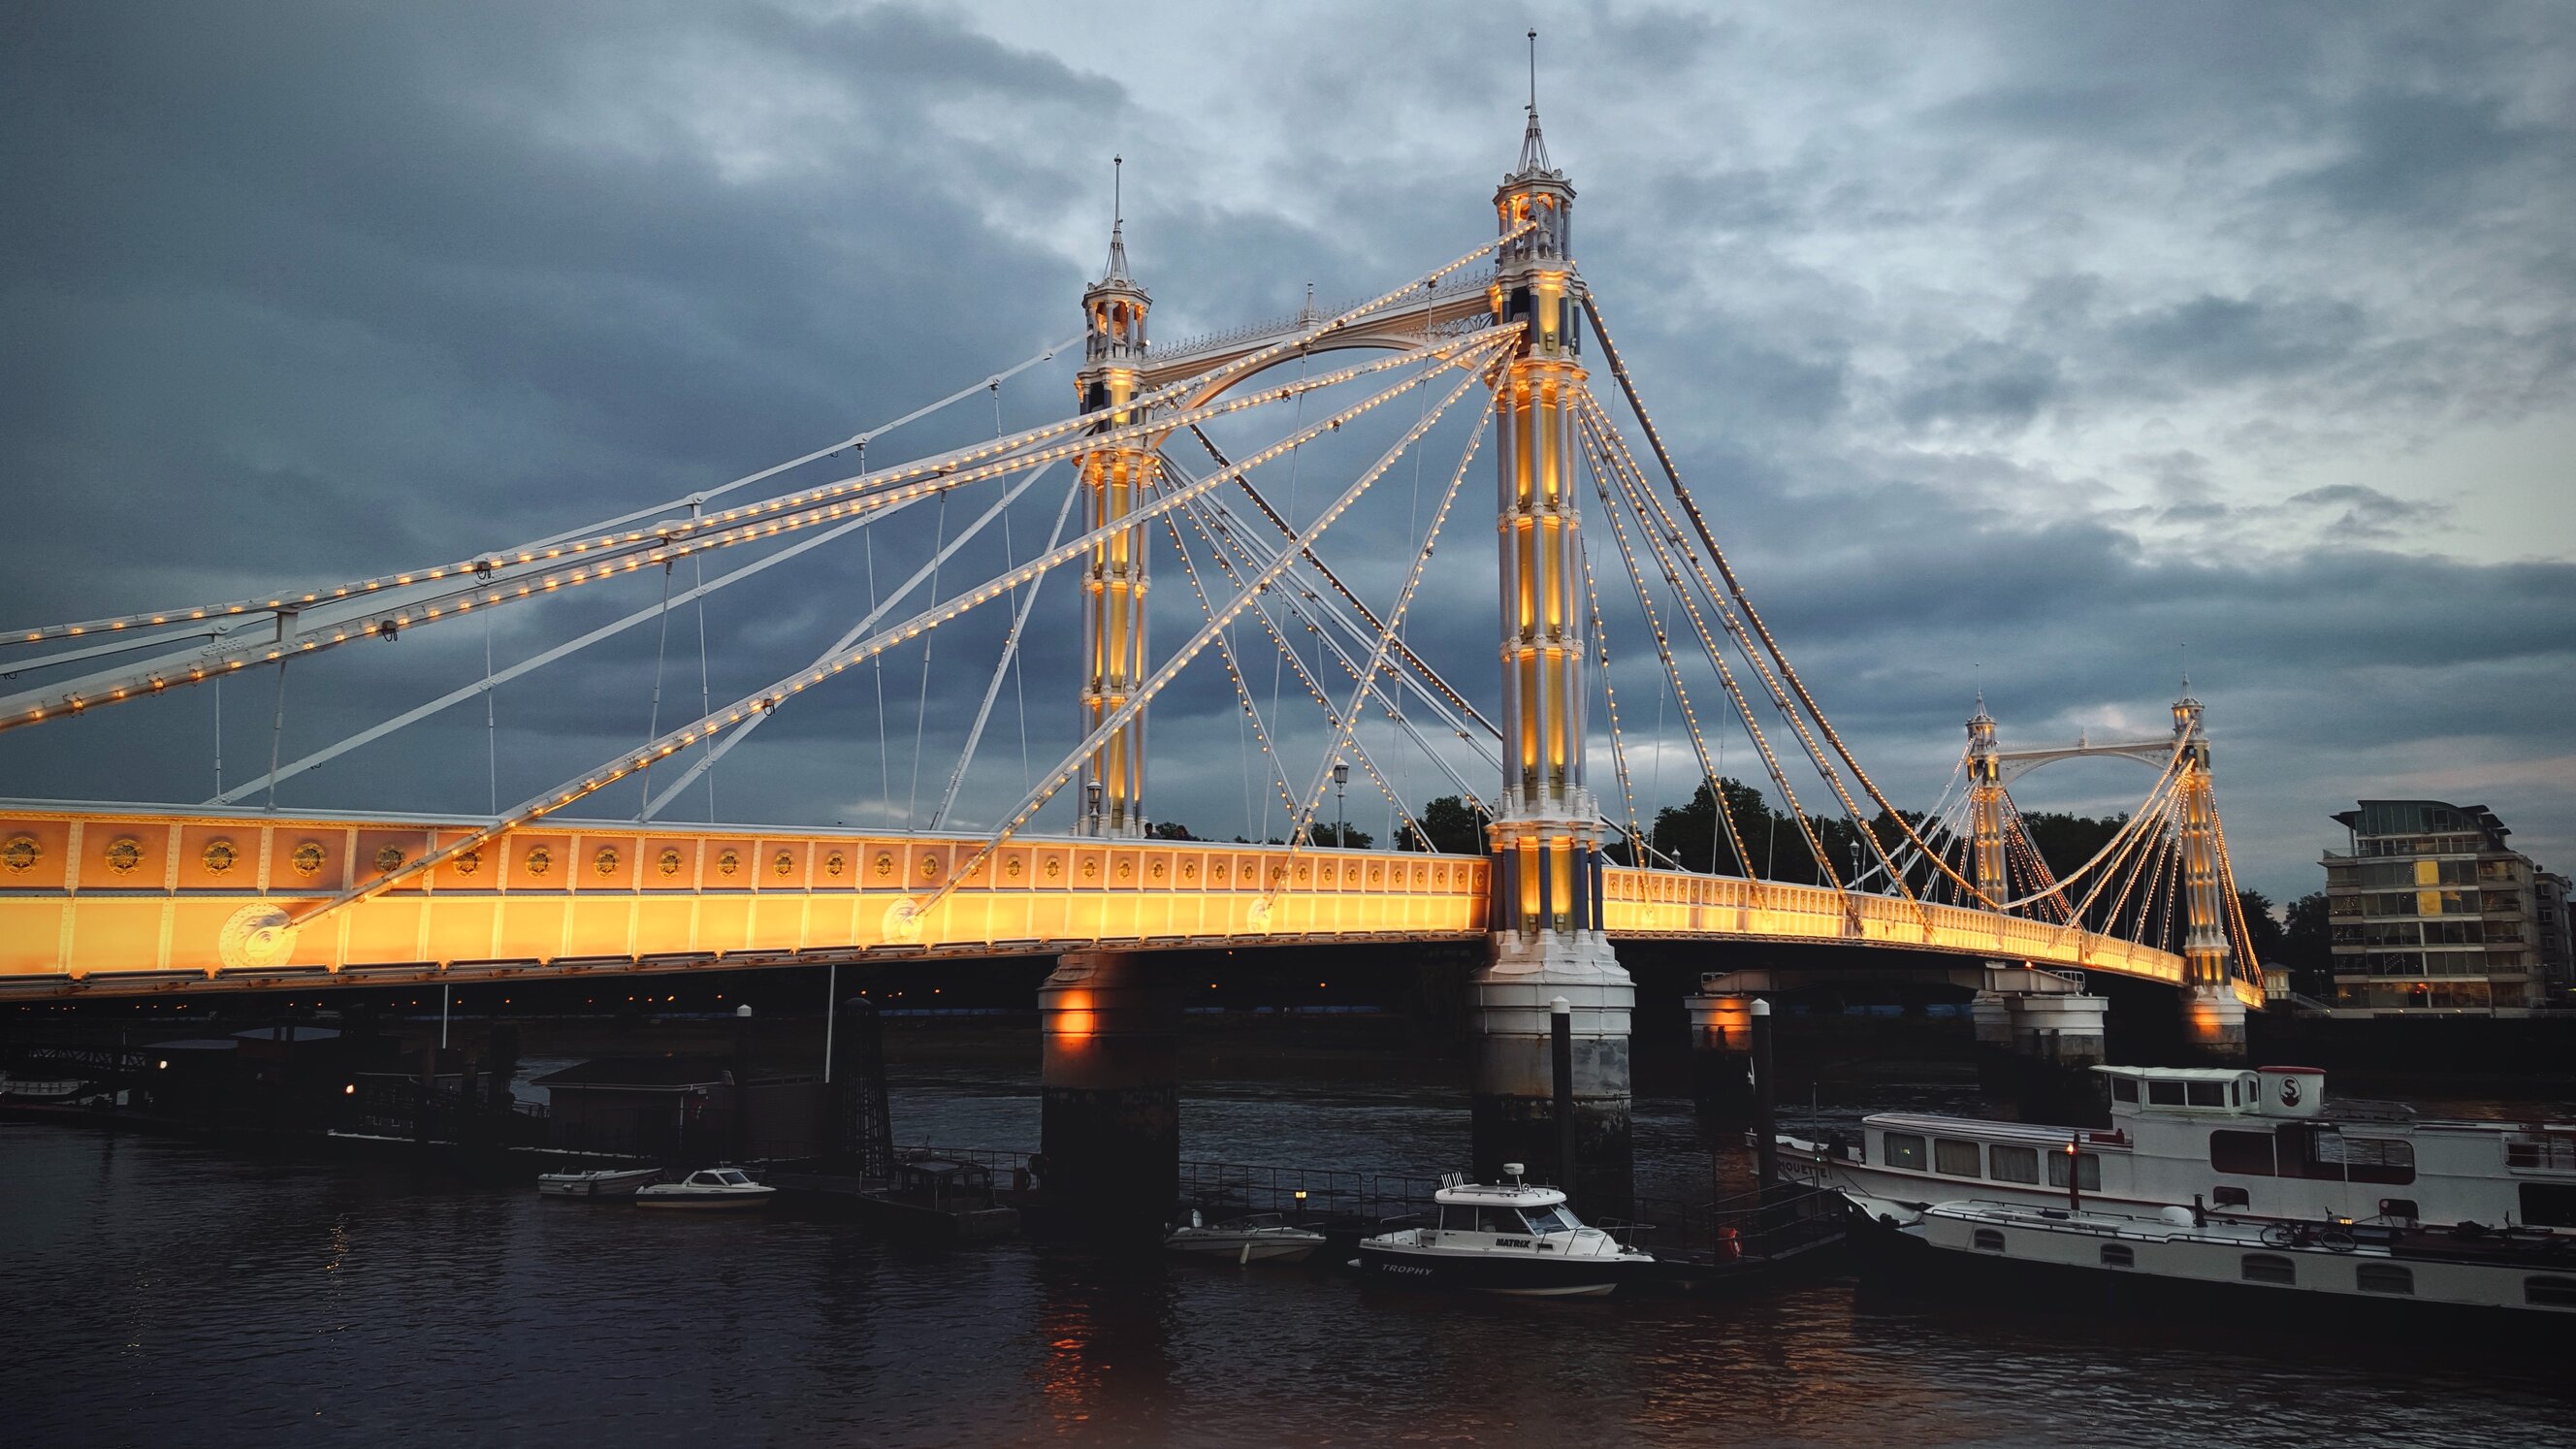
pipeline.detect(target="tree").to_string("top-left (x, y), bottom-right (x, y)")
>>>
top-left (2235, 888), bottom-right (2287, 969)
top-left (1147, 821), bottom-right (1197, 841)
top-left (1398, 794), bottom-right (1486, 853)
top-left (2280, 890), bottom-right (2334, 996)
top-left (1306, 822), bottom-right (1373, 849)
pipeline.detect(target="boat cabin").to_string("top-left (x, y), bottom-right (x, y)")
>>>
top-left (886, 1156), bottom-right (997, 1210)
top-left (1817, 1064), bottom-right (2576, 1232)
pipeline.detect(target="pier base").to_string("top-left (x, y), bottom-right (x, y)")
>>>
top-left (1470, 935), bottom-right (1633, 1216)
top-left (1681, 990), bottom-right (1755, 1128)
top-left (1039, 950), bottom-right (1178, 1238)
top-left (2178, 982), bottom-right (2250, 1065)
top-left (1973, 970), bottom-right (2111, 1126)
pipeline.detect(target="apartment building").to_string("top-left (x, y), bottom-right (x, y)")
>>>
top-left (2322, 799), bottom-right (2557, 1015)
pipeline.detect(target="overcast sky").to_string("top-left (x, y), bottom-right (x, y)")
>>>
top-left (3, 1), bottom-right (2570, 906)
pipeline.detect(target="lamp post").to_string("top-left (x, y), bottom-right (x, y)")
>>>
top-left (1085, 780), bottom-right (1104, 837)
top-left (1332, 759), bottom-right (1349, 847)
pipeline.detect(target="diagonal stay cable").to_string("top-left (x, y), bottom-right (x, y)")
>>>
top-left (273, 333), bottom-right (1514, 932)
top-left (885, 361), bottom-right (1495, 938)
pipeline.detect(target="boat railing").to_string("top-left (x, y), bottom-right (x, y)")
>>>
top-left (1607, 1183), bottom-right (1848, 1267)
top-left (1172, 1158), bottom-right (1454, 1228)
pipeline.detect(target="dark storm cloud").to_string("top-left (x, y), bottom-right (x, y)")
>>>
top-left (2, 0), bottom-right (2572, 903)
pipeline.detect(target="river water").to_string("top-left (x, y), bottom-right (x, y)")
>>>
top-left (5, 1022), bottom-right (2570, 1447)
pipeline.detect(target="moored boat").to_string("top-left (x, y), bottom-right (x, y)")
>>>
top-left (1782, 1063), bottom-right (2576, 1235)
top-left (1872, 1196), bottom-right (2576, 1330)
top-left (536, 1167), bottom-right (662, 1199)
top-left (1164, 1211), bottom-right (1327, 1265)
top-left (1356, 1165), bottom-right (1653, 1297)
top-left (634, 1166), bottom-right (776, 1209)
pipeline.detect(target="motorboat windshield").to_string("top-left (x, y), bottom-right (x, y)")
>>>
top-left (1523, 1205), bottom-right (1580, 1235)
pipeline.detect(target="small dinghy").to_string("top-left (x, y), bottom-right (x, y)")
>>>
top-left (1356, 1165), bottom-right (1654, 1297)
top-left (635, 1167), bottom-right (776, 1210)
top-left (536, 1167), bottom-right (662, 1200)
top-left (1163, 1211), bottom-right (1328, 1265)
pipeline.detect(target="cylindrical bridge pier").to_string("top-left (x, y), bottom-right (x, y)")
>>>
top-left (1038, 950), bottom-right (1178, 1237)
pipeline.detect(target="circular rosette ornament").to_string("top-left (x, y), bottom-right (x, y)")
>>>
top-left (217, 904), bottom-right (301, 974)
top-left (882, 896), bottom-right (925, 944)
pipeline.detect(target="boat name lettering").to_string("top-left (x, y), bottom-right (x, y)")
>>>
top-left (1496, 1238), bottom-right (1530, 1247)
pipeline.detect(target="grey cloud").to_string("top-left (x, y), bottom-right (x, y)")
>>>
top-left (4, 0), bottom-right (2574, 909)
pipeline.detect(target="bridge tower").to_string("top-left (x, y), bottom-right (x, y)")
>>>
top-left (1035, 180), bottom-right (1180, 1238)
top-left (1963, 698), bottom-right (2112, 1122)
top-left (1470, 103), bottom-right (1634, 1208)
top-left (1965, 697), bottom-right (2006, 897)
top-left (1072, 182), bottom-right (1152, 839)
top-left (2172, 691), bottom-right (2248, 1060)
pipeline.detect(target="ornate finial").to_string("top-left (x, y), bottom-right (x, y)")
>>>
top-left (1101, 155), bottom-right (1132, 284)
top-left (1517, 31), bottom-right (1552, 175)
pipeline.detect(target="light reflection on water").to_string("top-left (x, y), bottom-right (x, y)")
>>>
top-left (4, 1061), bottom-right (2572, 1447)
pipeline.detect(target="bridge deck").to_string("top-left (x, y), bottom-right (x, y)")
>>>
top-left (0, 804), bottom-right (2238, 1003)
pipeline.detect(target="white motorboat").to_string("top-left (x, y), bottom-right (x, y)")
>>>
top-left (536, 1167), bottom-right (663, 1200)
top-left (1163, 1211), bottom-right (1328, 1265)
top-left (634, 1167), bottom-right (777, 1210)
top-left (1781, 1063), bottom-right (2576, 1235)
top-left (1355, 1166), bottom-right (1654, 1297)
top-left (1876, 1196), bottom-right (2576, 1329)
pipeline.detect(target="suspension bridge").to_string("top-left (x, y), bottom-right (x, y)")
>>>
top-left (0, 101), bottom-right (2269, 1203)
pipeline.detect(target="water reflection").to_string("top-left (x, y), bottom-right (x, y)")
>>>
top-left (6, 1058), bottom-right (2574, 1448)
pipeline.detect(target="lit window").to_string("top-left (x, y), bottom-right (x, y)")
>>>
top-left (1884, 1133), bottom-right (1927, 1170)
top-left (2045, 1151), bottom-right (2102, 1191)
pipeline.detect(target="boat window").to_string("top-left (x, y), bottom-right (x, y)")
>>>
top-left (2355, 1264), bottom-right (2413, 1296)
top-left (2147, 1080), bottom-right (2186, 1106)
top-left (2309, 1134), bottom-right (2416, 1186)
top-left (2527, 1276), bottom-right (2576, 1308)
top-left (2519, 1183), bottom-right (2576, 1230)
top-left (1988, 1144), bottom-right (2040, 1184)
top-left (1524, 1206), bottom-right (1576, 1234)
top-left (2212, 1186), bottom-right (2250, 1208)
top-left (2186, 1081), bottom-right (2227, 1108)
top-left (2045, 1150), bottom-right (2102, 1191)
top-left (2110, 1078), bottom-right (2139, 1104)
top-left (1439, 1206), bottom-right (1479, 1232)
top-left (2240, 1253), bottom-right (2297, 1285)
top-left (1476, 1207), bottom-right (1529, 1235)
top-left (2100, 1244), bottom-right (2135, 1269)
top-left (1884, 1133), bottom-right (1927, 1170)
top-left (1934, 1139), bottom-right (1982, 1177)
top-left (719, 1171), bottom-right (750, 1185)
top-left (2209, 1129), bottom-right (2277, 1176)
top-left (1972, 1229), bottom-right (2006, 1253)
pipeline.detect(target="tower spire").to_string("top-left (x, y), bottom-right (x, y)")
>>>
top-left (1518, 30), bottom-right (1552, 176)
top-left (1102, 154), bottom-right (1131, 283)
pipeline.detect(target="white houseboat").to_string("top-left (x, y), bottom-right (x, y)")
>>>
top-left (1782, 1064), bottom-right (2576, 1234)
top-left (1879, 1197), bottom-right (2576, 1329)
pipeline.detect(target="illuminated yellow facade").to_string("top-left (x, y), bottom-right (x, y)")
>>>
top-left (0, 804), bottom-right (2245, 1000)
top-left (1075, 219), bottom-right (1153, 836)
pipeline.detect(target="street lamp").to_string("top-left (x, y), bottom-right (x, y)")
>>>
top-left (1085, 780), bottom-right (1104, 837)
top-left (1332, 759), bottom-right (1349, 847)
